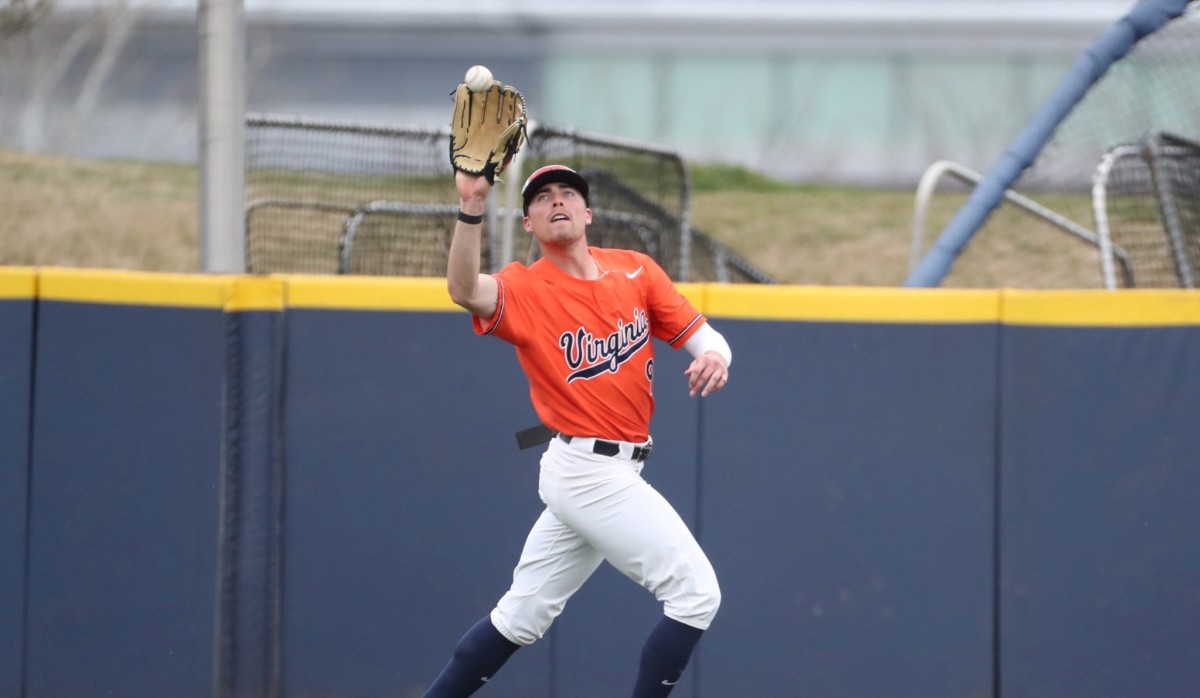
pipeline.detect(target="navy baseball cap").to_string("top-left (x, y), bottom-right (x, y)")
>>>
top-left (521, 165), bottom-right (589, 214)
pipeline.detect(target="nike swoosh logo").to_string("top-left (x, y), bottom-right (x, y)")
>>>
top-left (626, 266), bottom-right (644, 279)
top-left (661, 678), bottom-right (679, 685)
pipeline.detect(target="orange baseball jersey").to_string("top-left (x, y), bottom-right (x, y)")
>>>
top-left (473, 247), bottom-right (706, 442)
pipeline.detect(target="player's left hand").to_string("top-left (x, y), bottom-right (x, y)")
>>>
top-left (684, 352), bottom-right (729, 397)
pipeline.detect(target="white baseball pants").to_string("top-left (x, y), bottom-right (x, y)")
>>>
top-left (490, 435), bottom-right (721, 646)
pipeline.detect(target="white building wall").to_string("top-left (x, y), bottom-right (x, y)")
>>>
top-left (0, 1), bottom-right (1144, 184)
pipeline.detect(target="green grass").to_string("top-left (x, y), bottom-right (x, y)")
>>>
top-left (689, 162), bottom-right (810, 193)
top-left (0, 148), bottom-right (1108, 287)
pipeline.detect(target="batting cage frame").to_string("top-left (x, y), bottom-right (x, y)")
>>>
top-left (243, 113), bottom-right (772, 284)
top-left (905, 0), bottom-right (1199, 288)
top-left (1093, 130), bottom-right (1200, 288)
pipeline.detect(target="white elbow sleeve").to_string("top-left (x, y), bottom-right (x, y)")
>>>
top-left (682, 323), bottom-right (732, 367)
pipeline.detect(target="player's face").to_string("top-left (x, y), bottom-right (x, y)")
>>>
top-left (523, 183), bottom-right (591, 244)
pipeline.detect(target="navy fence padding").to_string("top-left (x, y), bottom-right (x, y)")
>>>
top-left (0, 299), bottom-right (34, 698)
top-left (215, 309), bottom-right (287, 698)
top-left (23, 302), bottom-right (225, 698)
top-left (9, 283), bottom-right (1200, 698)
top-left (698, 320), bottom-right (999, 697)
top-left (279, 309), bottom-right (551, 697)
top-left (999, 325), bottom-right (1200, 698)
top-left (280, 310), bottom-right (706, 698)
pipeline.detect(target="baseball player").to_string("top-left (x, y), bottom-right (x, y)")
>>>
top-left (422, 161), bottom-right (732, 698)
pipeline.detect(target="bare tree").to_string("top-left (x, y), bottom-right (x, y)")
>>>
top-left (0, 0), bottom-right (54, 37)
top-left (0, 0), bottom-right (144, 152)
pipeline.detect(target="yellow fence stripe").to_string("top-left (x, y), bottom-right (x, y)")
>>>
top-left (38, 267), bottom-right (226, 308)
top-left (225, 276), bottom-right (285, 312)
top-left (1002, 289), bottom-right (1200, 326)
top-left (9, 267), bottom-right (1200, 326)
top-left (675, 283), bottom-right (707, 313)
top-left (704, 285), bottom-right (1001, 323)
top-left (280, 275), bottom-right (461, 311)
top-left (0, 267), bottom-right (36, 300)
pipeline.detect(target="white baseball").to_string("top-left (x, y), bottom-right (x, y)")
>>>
top-left (464, 65), bottom-right (493, 93)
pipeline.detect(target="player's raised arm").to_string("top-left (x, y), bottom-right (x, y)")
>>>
top-left (447, 171), bottom-right (499, 317)
top-left (444, 74), bottom-right (526, 318)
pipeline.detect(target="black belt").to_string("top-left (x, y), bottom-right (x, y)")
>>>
top-left (558, 433), bottom-right (653, 462)
top-left (514, 424), bottom-right (652, 461)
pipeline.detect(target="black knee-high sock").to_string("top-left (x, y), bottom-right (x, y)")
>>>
top-left (631, 616), bottom-right (705, 697)
top-left (423, 616), bottom-right (521, 698)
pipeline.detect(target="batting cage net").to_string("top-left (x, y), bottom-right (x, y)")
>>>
top-left (514, 125), bottom-right (773, 284)
top-left (918, 2), bottom-right (1200, 289)
top-left (244, 114), bottom-right (461, 276)
top-left (1094, 131), bottom-right (1200, 288)
top-left (244, 114), bottom-right (771, 283)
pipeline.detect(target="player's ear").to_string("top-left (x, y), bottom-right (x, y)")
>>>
top-left (584, 208), bottom-right (592, 225)
top-left (523, 216), bottom-right (533, 233)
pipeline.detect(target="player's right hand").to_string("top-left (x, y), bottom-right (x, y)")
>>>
top-left (684, 351), bottom-right (729, 398)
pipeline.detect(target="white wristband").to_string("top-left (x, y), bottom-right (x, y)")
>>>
top-left (682, 323), bottom-right (732, 367)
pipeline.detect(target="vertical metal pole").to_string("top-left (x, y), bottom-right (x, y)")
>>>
top-left (199, 0), bottom-right (246, 273)
top-left (500, 122), bottom-right (532, 268)
top-left (1147, 132), bottom-right (1197, 288)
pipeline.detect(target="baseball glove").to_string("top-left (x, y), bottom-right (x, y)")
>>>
top-left (449, 81), bottom-right (527, 183)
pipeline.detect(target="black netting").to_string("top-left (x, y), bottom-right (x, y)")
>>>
top-left (1097, 131), bottom-right (1200, 287)
top-left (523, 126), bottom-right (771, 283)
top-left (244, 116), bottom-right (771, 282)
top-left (245, 114), bottom-right (456, 274)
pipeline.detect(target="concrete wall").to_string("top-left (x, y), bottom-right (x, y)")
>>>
top-left (2, 268), bottom-right (1198, 697)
